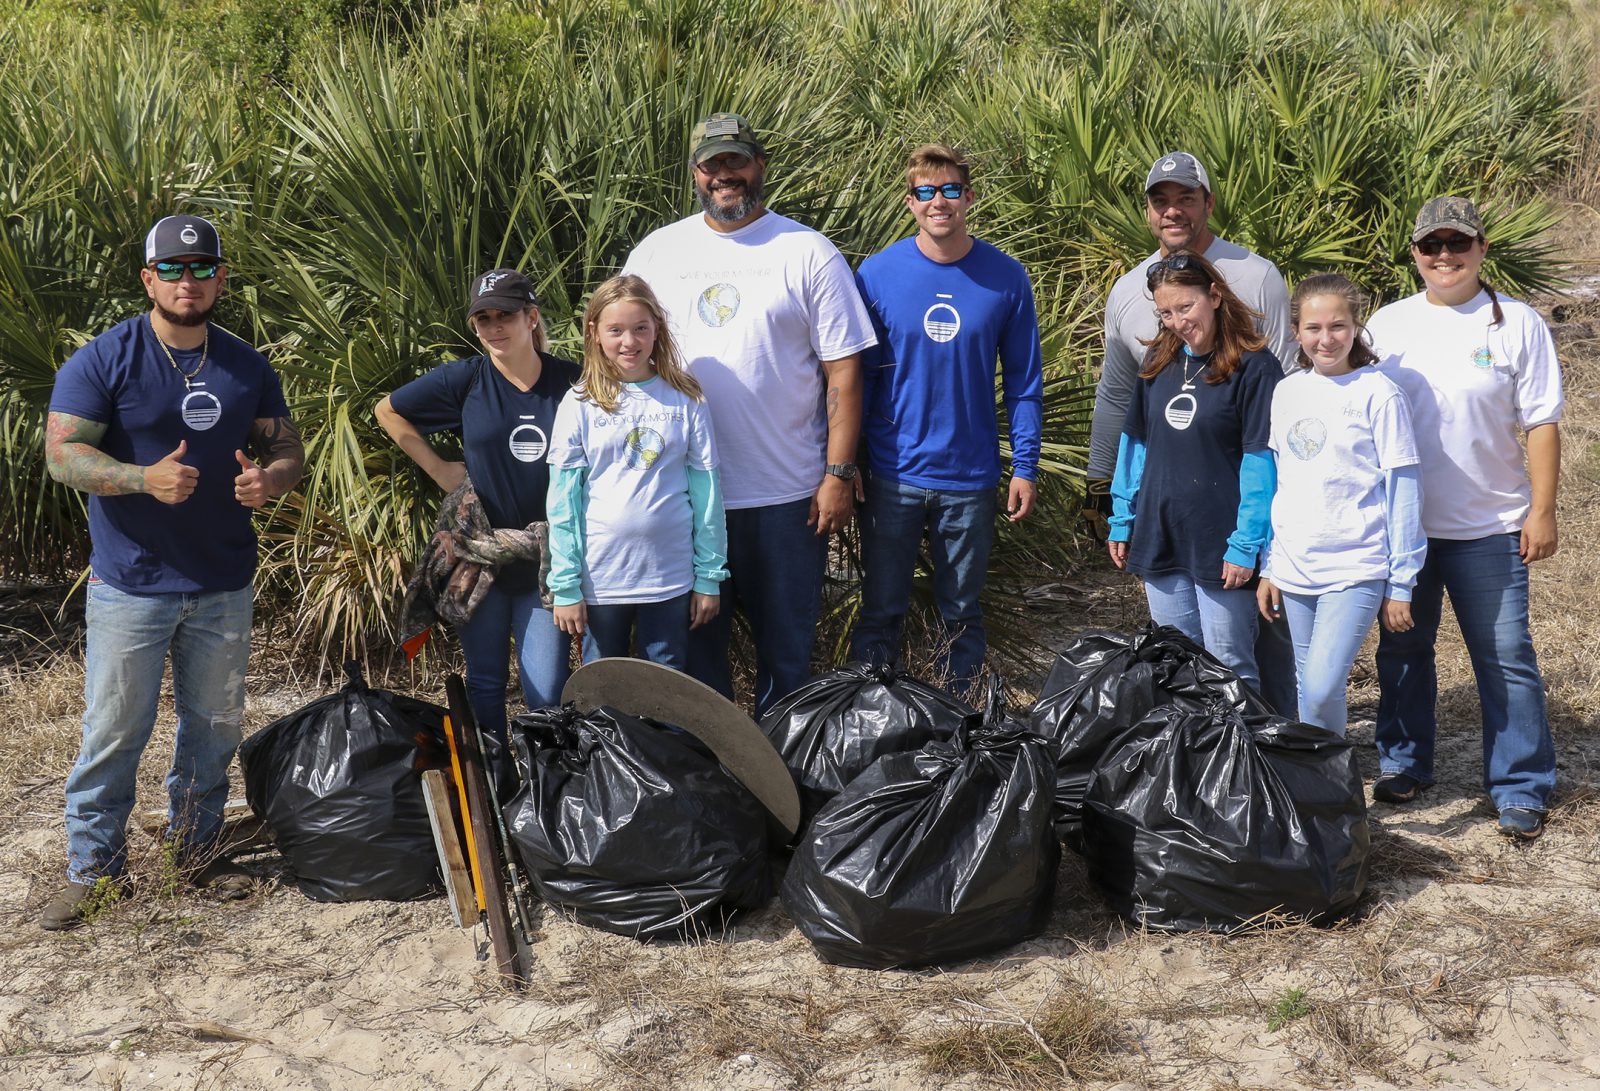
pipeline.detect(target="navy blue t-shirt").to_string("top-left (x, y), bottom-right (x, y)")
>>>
top-left (48, 316), bottom-right (291, 594)
top-left (388, 353), bottom-right (579, 592)
top-left (1123, 348), bottom-right (1280, 586)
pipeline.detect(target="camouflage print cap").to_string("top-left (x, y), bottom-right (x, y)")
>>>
top-left (690, 112), bottom-right (765, 165)
top-left (1412, 195), bottom-right (1484, 242)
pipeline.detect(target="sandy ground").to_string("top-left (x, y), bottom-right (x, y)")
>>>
top-left (3, 281), bottom-right (1600, 1091)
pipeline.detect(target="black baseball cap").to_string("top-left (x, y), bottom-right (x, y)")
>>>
top-left (145, 215), bottom-right (223, 264)
top-left (467, 269), bottom-right (539, 317)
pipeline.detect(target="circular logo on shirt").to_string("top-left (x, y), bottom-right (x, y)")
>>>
top-left (1163, 392), bottom-right (1197, 430)
top-left (697, 284), bottom-right (740, 327)
top-left (1470, 346), bottom-right (1494, 369)
top-left (922, 302), bottom-right (961, 343)
top-left (625, 427), bottom-right (664, 469)
top-left (1287, 418), bottom-right (1327, 460)
top-left (508, 422), bottom-right (548, 462)
top-left (180, 389), bottom-right (222, 431)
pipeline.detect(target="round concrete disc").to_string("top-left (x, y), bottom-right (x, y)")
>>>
top-left (560, 658), bottom-right (800, 838)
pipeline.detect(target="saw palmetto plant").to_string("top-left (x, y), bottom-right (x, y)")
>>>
top-left (0, 0), bottom-right (1586, 671)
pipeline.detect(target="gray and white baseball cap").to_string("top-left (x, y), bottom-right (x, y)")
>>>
top-left (1144, 151), bottom-right (1212, 194)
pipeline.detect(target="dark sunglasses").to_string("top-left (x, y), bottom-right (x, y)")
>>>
top-left (151, 260), bottom-right (219, 282)
top-left (1146, 253), bottom-right (1208, 288)
top-left (909, 182), bottom-right (966, 202)
top-left (695, 152), bottom-right (752, 174)
top-left (1413, 233), bottom-right (1477, 257)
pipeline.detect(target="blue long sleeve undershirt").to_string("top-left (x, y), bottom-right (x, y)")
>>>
top-left (1384, 464), bottom-right (1425, 602)
top-left (1224, 449), bottom-right (1275, 569)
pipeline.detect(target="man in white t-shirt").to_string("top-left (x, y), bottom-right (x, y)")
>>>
top-left (623, 113), bottom-right (877, 715)
top-left (1086, 150), bottom-right (1297, 715)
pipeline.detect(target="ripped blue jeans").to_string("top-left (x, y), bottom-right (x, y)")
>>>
top-left (64, 578), bottom-right (253, 882)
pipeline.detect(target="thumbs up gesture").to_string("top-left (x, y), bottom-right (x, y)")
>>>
top-left (233, 449), bottom-right (270, 509)
top-left (143, 440), bottom-right (199, 505)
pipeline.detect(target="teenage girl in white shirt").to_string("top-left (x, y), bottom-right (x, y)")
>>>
top-left (1256, 274), bottom-right (1426, 735)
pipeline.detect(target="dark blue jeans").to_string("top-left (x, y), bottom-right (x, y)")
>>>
top-left (582, 593), bottom-right (691, 669)
top-left (850, 477), bottom-right (996, 699)
top-left (1375, 533), bottom-right (1555, 812)
top-left (688, 497), bottom-right (825, 717)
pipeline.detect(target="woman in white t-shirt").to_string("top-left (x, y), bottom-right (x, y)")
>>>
top-left (546, 275), bottom-right (729, 669)
top-left (1364, 196), bottom-right (1563, 841)
top-left (1257, 274), bottom-right (1426, 736)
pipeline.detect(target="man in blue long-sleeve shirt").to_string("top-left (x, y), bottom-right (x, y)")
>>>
top-left (850, 143), bottom-right (1044, 698)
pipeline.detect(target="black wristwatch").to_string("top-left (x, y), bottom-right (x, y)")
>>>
top-left (824, 462), bottom-right (858, 480)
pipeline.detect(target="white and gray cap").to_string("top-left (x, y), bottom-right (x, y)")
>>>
top-left (1144, 151), bottom-right (1212, 194)
top-left (144, 215), bottom-right (223, 264)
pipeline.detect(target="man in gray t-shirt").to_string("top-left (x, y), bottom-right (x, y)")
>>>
top-left (1087, 150), bottom-right (1296, 714)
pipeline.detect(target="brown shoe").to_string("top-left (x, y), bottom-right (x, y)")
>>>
top-left (40, 878), bottom-right (123, 932)
top-left (189, 857), bottom-right (255, 900)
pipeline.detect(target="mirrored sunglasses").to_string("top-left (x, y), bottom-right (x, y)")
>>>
top-left (909, 182), bottom-right (966, 202)
top-left (152, 260), bottom-right (219, 282)
top-left (695, 152), bottom-right (752, 174)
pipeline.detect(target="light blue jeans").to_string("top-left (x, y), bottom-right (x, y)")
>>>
top-left (1279, 581), bottom-right (1384, 734)
top-left (1142, 571), bottom-right (1261, 693)
top-left (64, 578), bottom-right (253, 883)
top-left (455, 583), bottom-right (570, 742)
top-left (1376, 533), bottom-right (1554, 812)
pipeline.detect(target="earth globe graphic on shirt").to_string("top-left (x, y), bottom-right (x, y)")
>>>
top-left (625, 426), bottom-right (665, 470)
top-left (1286, 417), bottom-right (1327, 461)
top-left (697, 284), bottom-right (740, 328)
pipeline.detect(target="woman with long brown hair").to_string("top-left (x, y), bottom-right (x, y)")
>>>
top-left (1107, 249), bottom-right (1283, 691)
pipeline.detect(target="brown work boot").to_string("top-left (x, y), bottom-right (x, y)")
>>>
top-left (189, 856), bottom-right (255, 900)
top-left (40, 877), bottom-right (122, 932)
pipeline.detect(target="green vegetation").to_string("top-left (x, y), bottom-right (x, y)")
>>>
top-left (0, 0), bottom-right (1586, 667)
top-left (1269, 985), bottom-right (1314, 1031)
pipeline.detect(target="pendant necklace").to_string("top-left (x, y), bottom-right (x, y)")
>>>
top-left (151, 315), bottom-right (208, 390)
top-left (1180, 348), bottom-right (1208, 391)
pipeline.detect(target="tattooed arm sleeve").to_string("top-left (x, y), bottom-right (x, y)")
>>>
top-left (246, 415), bottom-right (306, 497)
top-left (44, 412), bottom-right (146, 496)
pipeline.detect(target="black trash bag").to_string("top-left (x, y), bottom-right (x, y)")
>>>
top-left (503, 705), bottom-right (772, 940)
top-left (239, 663), bottom-right (448, 902)
top-left (760, 662), bottom-right (973, 825)
top-left (781, 686), bottom-right (1060, 969)
top-left (1082, 702), bottom-right (1370, 932)
top-left (1029, 624), bottom-right (1273, 835)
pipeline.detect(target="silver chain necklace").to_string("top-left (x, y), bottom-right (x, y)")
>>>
top-left (1180, 348), bottom-right (1209, 390)
top-left (151, 315), bottom-right (208, 390)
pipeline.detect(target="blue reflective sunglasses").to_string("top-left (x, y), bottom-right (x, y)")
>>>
top-left (909, 182), bottom-right (966, 202)
top-left (152, 260), bottom-right (219, 282)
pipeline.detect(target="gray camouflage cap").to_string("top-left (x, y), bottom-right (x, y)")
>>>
top-left (690, 113), bottom-right (765, 165)
top-left (1412, 195), bottom-right (1484, 242)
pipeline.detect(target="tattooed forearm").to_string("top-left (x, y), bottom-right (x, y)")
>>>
top-left (45, 412), bottom-right (145, 496)
top-left (819, 354), bottom-right (863, 461)
top-left (247, 415), bottom-right (306, 495)
top-left (826, 388), bottom-right (840, 425)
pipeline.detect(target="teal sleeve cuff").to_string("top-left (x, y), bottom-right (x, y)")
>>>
top-left (687, 466), bottom-right (729, 587)
top-left (545, 465), bottom-right (588, 601)
top-left (692, 578), bottom-right (722, 596)
top-left (1225, 450), bottom-right (1276, 568)
top-left (1385, 463), bottom-right (1426, 597)
top-left (1108, 432), bottom-right (1145, 543)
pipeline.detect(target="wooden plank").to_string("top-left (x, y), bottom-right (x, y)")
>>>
top-left (421, 769), bottom-right (476, 930)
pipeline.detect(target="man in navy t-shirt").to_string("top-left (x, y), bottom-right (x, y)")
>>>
top-left (40, 215), bottom-right (303, 930)
top-left (850, 144), bottom-right (1044, 697)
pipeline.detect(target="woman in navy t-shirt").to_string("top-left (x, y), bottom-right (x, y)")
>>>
top-left (1106, 250), bottom-right (1282, 692)
top-left (376, 269), bottom-right (580, 737)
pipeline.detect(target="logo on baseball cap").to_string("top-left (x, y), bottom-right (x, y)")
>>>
top-left (467, 268), bottom-right (539, 318)
top-left (144, 215), bottom-right (223, 264)
top-left (690, 113), bottom-right (764, 165)
top-left (1144, 151), bottom-right (1212, 194)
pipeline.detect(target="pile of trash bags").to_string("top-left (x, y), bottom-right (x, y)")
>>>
top-left (1032, 624), bottom-right (1370, 932)
top-left (502, 705), bottom-right (772, 940)
top-left (760, 663), bottom-right (972, 825)
top-left (782, 683), bottom-right (1060, 969)
top-left (239, 664), bottom-right (447, 902)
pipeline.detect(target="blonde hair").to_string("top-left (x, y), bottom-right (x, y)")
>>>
top-left (905, 142), bottom-right (972, 189)
top-left (579, 275), bottom-right (701, 412)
